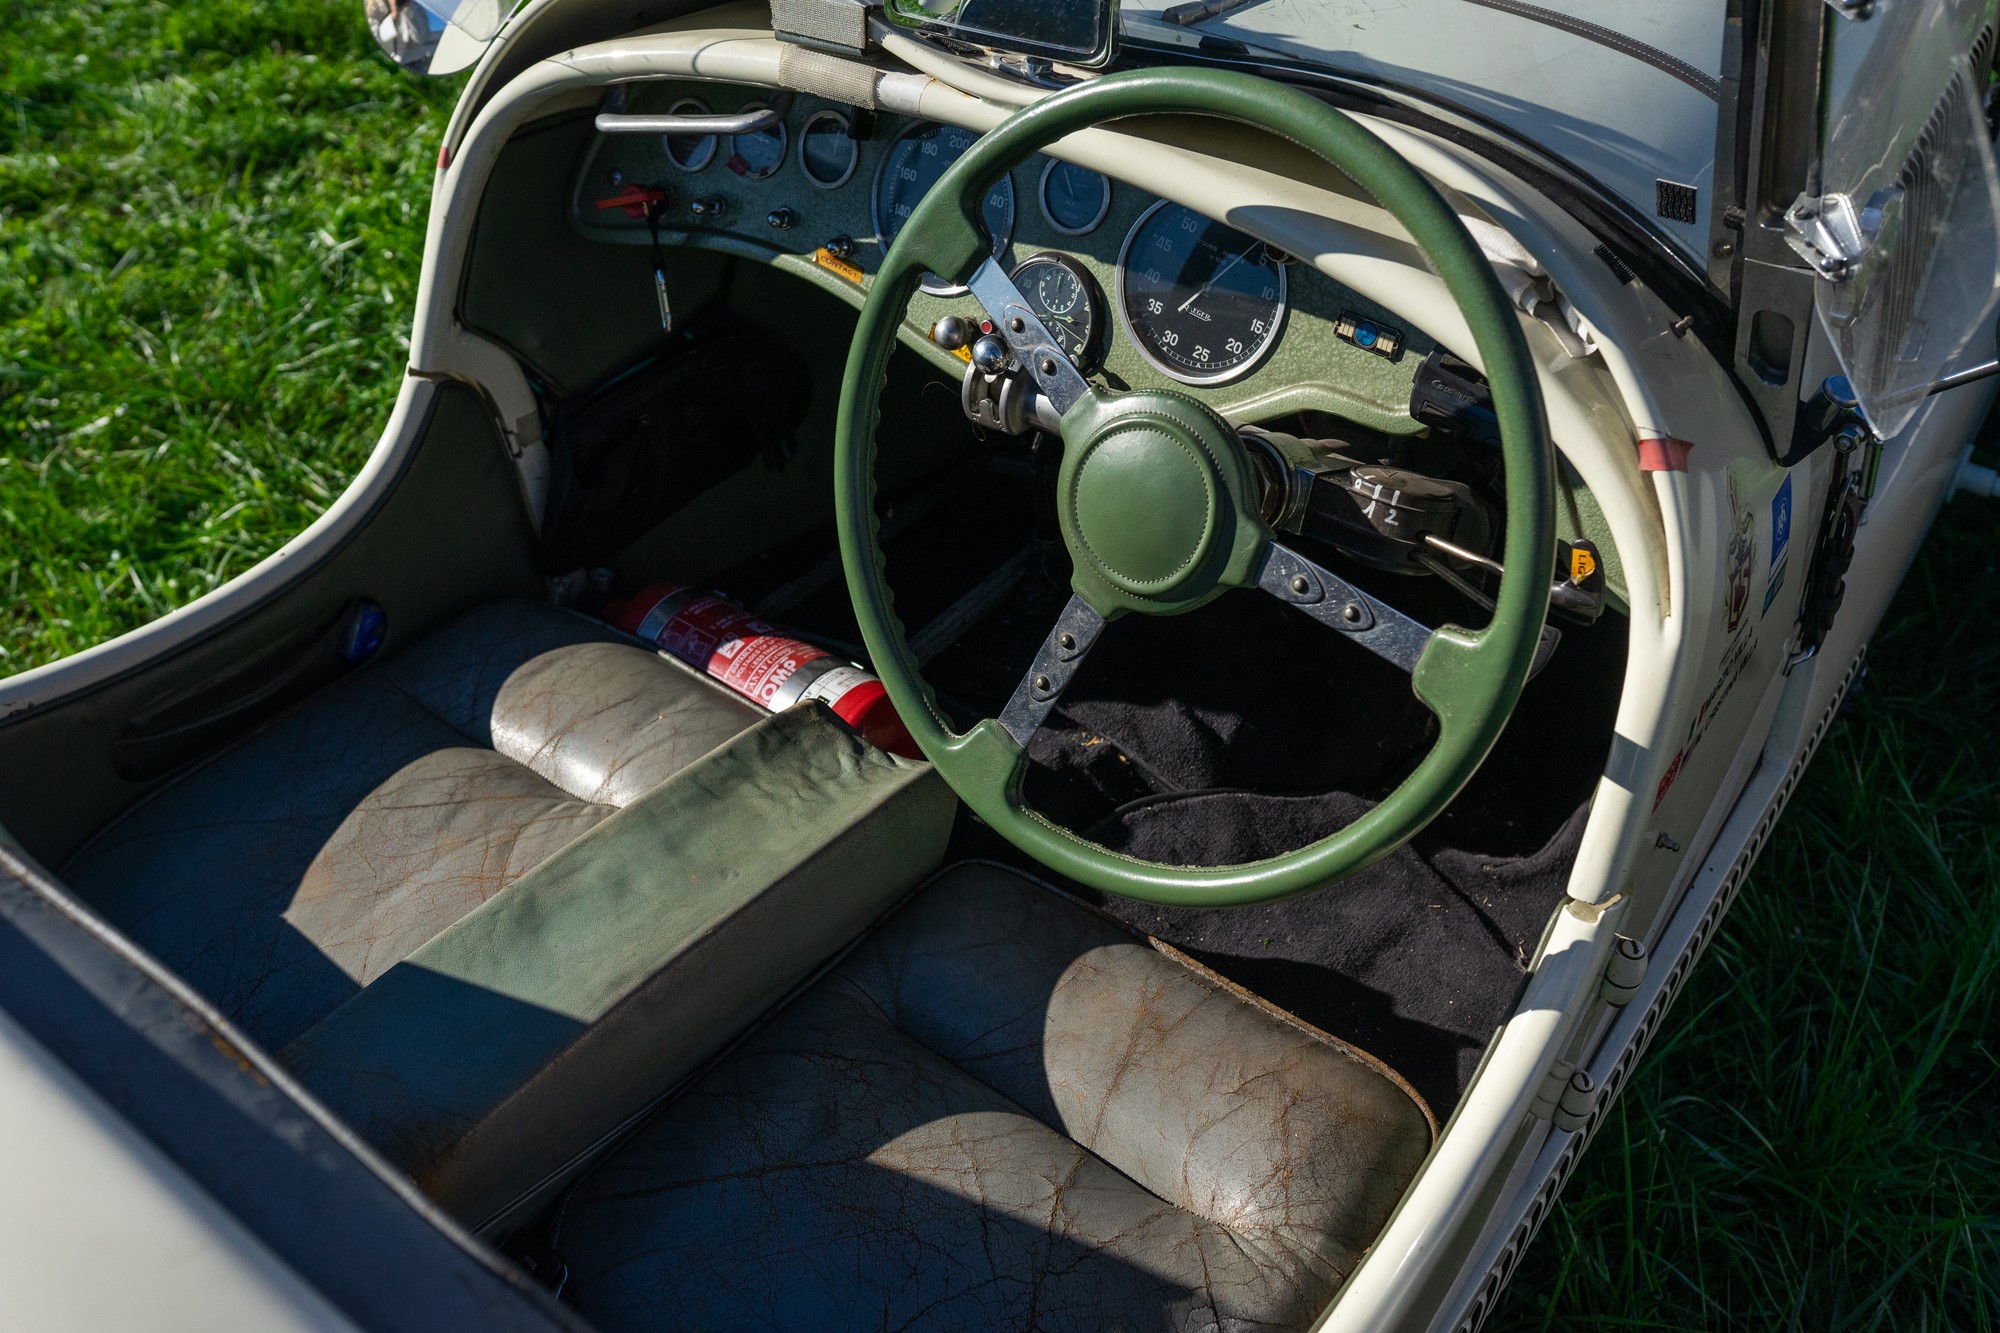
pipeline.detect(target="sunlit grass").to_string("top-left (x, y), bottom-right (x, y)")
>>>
top-left (4, 2), bottom-right (1996, 1327)
top-left (0, 0), bottom-right (456, 668)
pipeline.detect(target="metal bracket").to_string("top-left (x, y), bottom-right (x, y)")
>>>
top-left (1781, 188), bottom-right (1895, 280)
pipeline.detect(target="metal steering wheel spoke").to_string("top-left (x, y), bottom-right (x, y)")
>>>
top-left (965, 257), bottom-right (1094, 416)
top-left (1255, 541), bottom-right (1433, 674)
top-left (996, 595), bottom-right (1107, 745)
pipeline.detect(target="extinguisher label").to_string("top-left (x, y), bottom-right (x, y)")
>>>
top-left (798, 665), bottom-right (873, 710)
top-left (712, 633), bottom-right (831, 707)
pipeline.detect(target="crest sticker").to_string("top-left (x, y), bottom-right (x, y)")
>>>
top-left (1724, 472), bottom-right (1755, 633)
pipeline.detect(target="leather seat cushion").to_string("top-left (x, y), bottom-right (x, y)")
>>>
top-left (61, 601), bottom-right (760, 1049)
top-left (558, 862), bottom-right (1434, 1332)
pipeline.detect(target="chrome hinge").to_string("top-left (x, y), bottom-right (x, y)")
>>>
top-left (1529, 1059), bottom-right (1603, 1131)
top-left (1599, 935), bottom-right (1648, 1006)
top-left (1782, 188), bottom-right (1896, 280)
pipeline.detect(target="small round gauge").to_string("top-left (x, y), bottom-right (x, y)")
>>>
top-left (798, 109), bottom-right (858, 189)
top-left (1117, 200), bottom-right (1288, 386)
top-left (726, 103), bottom-right (788, 180)
top-left (1038, 159), bottom-right (1111, 236)
top-left (1011, 253), bottom-right (1106, 371)
top-left (661, 98), bottom-right (716, 172)
top-left (872, 121), bottom-right (1016, 296)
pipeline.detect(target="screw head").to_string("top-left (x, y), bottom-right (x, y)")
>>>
top-left (1039, 356), bottom-right (1058, 376)
top-left (1033, 674), bottom-right (1053, 693)
top-left (1008, 316), bottom-right (1026, 333)
top-left (1341, 602), bottom-right (1363, 623)
top-left (1290, 574), bottom-right (1311, 595)
top-left (1057, 633), bottom-right (1075, 651)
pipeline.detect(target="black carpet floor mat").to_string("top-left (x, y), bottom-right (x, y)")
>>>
top-left (711, 448), bottom-right (1620, 1121)
top-left (1077, 797), bottom-right (1585, 1118)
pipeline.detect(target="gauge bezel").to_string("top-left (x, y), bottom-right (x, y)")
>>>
top-left (797, 108), bottom-right (858, 190)
top-left (871, 120), bottom-right (1016, 298)
top-left (1009, 251), bottom-right (1107, 373)
top-left (1037, 159), bottom-right (1112, 237)
top-left (1115, 198), bottom-right (1289, 388)
top-left (726, 101), bottom-right (789, 181)
top-left (661, 98), bottom-right (717, 173)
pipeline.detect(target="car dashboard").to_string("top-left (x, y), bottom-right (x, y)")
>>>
top-left (569, 82), bottom-right (1441, 436)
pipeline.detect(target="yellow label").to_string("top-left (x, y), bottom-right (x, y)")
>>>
top-left (813, 247), bottom-right (865, 284)
top-left (1570, 548), bottom-right (1598, 583)
top-left (949, 343), bottom-right (972, 363)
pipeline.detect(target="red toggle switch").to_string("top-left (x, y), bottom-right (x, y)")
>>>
top-left (595, 184), bottom-right (668, 218)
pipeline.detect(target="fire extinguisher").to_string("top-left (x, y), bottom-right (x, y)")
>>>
top-left (606, 583), bottom-right (920, 760)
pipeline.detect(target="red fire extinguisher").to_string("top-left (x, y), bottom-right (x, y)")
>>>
top-left (607, 583), bottom-right (921, 760)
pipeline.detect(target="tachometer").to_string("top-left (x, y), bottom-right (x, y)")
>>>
top-left (872, 121), bottom-right (1015, 296)
top-left (1010, 253), bottom-right (1105, 372)
top-left (1117, 200), bottom-right (1287, 386)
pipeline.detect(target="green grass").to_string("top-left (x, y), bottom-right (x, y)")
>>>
top-left (3, 3), bottom-right (1996, 1328)
top-left (0, 0), bottom-right (456, 669)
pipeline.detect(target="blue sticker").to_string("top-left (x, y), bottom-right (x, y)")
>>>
top-left (1770, 474), bottom-right (1792, 571)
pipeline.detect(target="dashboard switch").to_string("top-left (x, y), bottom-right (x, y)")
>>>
top-left (766, 207), bottom-right (797, 230)
top-left (690, 194), bottom-right (728, 220)
top-left (970, 336), bottom-right (1010, 375)
top-left (823, 234), bottom-right (856, 260)
top-left (931, 315), bottom-right (974, 351)
top-left (594, 184), bottom-right (669, 218)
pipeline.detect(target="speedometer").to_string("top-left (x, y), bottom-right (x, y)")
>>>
top-left (1117, 200), bottom-right (1287, 386)
top-left (872, 121), bottom-right (1015, 297)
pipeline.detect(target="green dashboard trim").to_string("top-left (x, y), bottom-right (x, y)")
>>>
top-left (569, 83), bottom-right (1434, 434)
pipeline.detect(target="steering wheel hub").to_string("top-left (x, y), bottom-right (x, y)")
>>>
top-left (1069, 420), bottom-right (1218, 593)
top-left (1059, 388), bottom-right (1250, 606)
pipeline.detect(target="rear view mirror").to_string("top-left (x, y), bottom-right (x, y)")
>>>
top-left (884, 0), bottom-right (1119, 69)
top-left (364, 0), bottom-right (504, 76)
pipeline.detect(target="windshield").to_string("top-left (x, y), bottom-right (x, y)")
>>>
top-left (1122, 0), bottom-right (1727, 264)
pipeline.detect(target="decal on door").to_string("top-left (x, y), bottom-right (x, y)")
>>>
top-left (1763, 473), bottom-right (1793, 617)
top-left (1654, 627), bottom-right (1759, 809)
top-left (1724, 472), bottom-right (1755, 633)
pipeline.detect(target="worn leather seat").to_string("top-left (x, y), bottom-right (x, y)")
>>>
top-left (62, 601), bottom-right (762, 1050)
top-left (557, 861), bottom-right (1435, 1332)
top-left (59, 602), bottom-right (957, 1225)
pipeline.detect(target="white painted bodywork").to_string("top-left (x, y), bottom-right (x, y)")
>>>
top-left (0, 1010), bottom-right (357, 1333)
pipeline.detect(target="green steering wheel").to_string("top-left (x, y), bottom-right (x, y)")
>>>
top-left (836, 67), bottom-right (1553, 907)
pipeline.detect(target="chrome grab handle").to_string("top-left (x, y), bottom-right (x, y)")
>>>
top-left (594, 93), bottom-right (793, 136)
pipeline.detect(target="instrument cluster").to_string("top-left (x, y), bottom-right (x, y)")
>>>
top-left (572, 86), bottom-right (1430, 424)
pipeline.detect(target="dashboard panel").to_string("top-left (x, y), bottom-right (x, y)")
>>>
top-left (570, 82), bottom-right (1438, 432)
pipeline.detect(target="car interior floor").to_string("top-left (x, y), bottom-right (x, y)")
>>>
top-left (699, 374), bottom-right (1625, 1121)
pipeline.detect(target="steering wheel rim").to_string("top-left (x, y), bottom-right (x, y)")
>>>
top-left (836, 67), bottom-right (1553, 907)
